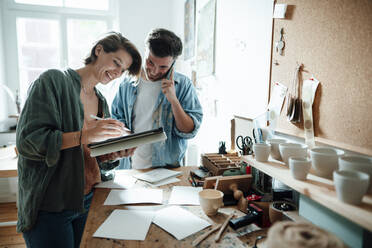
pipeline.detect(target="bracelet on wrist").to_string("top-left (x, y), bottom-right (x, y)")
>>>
top-left (79, 130), bottom-right (83, 145)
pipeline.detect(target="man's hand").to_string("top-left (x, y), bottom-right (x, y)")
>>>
top-left (161, 69), bottom-right (177, 103)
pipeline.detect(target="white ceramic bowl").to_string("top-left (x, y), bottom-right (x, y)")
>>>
top-left (268, 138), bottom-right (287, 161)
top-left (333, 170), bottom-right (369, 205)
top-left (310, 147), bottom-right (345, 178)
top-left (339, 155), bottom-right (372, 192)
top-left (253, 143), bottom-right (271, 162)
top-left (279, 143), bottom-right (308, 166)
top-left (289, 157), bottom-right (312, 180)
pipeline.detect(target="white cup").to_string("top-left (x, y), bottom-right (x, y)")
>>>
top-left (279, 143), bottom-right (308, 166)
top-left (339, 155), bottom-right (372, 192)
top-left (310, 147), bottom-right (345, 178)
top-left (253, 143), bottom-right (271, 162)
top-left (333, 170), bottom-right (369, 205)
top-left (199, 189), bottom-right (224, 216)
top-left (289, 157), bottom-right (311, 180)
top-left (268, 138), bottom-right (287, 161)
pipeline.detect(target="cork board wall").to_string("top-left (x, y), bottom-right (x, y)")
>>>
top-left (271, 0), bottom-right (372, 155)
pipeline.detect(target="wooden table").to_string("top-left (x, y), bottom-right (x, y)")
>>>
top-left (0, 146), bottom-right (18, 178)
top-left (80, 166), bottom-right (267, 248)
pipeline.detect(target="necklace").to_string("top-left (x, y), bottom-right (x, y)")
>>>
top-left (81, 84), bottom-right (95, 95)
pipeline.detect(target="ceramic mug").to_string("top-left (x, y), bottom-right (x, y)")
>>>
top-left (279, 143), bottom-right (308, 166)
top-left (289, 156), bottom-right (312, 180)
top-left (199, 189), bottom-right (224, 216)
top-left (339, 155), bottom-right (372, 192)
top-left (333, 170), bottom-right (369, 205)
top-left (267, 138), bottom-right (287, 161)
top-left (253, 143), bottom-right (271, 162)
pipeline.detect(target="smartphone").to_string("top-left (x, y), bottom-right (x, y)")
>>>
top-left (164, 60), bottom-right (176, 80)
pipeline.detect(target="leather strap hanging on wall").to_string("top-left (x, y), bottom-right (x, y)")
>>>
top-left (302, 77), bottom-right (319, 149)
top-left (286, 64), bottom-right (302, 123)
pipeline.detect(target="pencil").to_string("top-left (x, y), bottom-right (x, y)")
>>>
top-left (90, 114), bottom-right (104, 120)
top-left (90, 114), bottom-right (132, 132)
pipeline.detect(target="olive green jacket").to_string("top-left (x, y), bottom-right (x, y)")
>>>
top-left (16, 68), bottom-right (118, 232)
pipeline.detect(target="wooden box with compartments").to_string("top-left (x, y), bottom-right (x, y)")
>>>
top-left (201, 152), bottom-right (241, 176)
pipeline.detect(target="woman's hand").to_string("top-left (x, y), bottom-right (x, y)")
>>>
top-left (82, 118), bottom-right (130, 144)
top-left (97, 147), bottom-right (137, 162)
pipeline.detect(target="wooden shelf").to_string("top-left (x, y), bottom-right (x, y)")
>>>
top-left (242, 155), bottom-right (372, 232)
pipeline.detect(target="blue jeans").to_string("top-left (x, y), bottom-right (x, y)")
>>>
top-left (23, 192), bottom-right (93, 248)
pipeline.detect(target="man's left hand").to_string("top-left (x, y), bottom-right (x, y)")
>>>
top-left (161, 69), bottom-right (177, 103)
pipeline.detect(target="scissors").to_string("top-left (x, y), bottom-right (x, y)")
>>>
top-left (235, 135), bottom-right (253, 155)
top-left (252, 128), bottom-right (263, 143)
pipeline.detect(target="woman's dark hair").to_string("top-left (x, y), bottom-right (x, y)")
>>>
top-left (85, 32), bottom-right (142, 77)
top-left (145, 28), bottom-right (183, 59)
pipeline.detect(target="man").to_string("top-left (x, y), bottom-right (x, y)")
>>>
top-left (111, 28), bottom-right (203, 169)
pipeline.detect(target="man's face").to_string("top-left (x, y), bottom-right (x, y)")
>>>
top-left (145, 50), bottom-right (174, 81)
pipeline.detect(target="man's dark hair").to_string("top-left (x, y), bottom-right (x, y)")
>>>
top-left (145, 28), bottom-right (183, 59)
top-left (85, 31), bottom-right (142, 77)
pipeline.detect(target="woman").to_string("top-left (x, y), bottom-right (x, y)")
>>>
top-left (16, 32), bottom-right (141, 248)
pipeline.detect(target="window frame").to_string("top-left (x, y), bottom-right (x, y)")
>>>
top-left (1, 0), bottom-right (119, 103)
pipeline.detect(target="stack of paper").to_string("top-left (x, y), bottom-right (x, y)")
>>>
top-left (150, 177), bottom-right (180, 187)
top-left (104, 188), bottom-right (163, 205)
top-left (133, 168), bottom-right (182, 185)
top-left (94, 171), bottom-right (136, 189)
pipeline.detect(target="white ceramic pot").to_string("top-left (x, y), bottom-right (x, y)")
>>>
top-left (333, 170), bottom-right (369, 205)
top-left (289, 157), bottom-right (312, 180)
top-left (199, 189), bottom-right (224, 216)
top-left (268, 138), bottom-right (287, 161)
top-left (339, 155), bottom-right (372, 192)
top-left (310, 147), bottom-right (344, 178)
top-left (253, 143), bottom-right (271, 162)
top-left (279, 143), bottom-right (308, 166)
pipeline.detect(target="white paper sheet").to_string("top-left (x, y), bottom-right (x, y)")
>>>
top-left (168, 186), bottom-right (202, 205)
top-left (133, 168), bottom-right (182, 183)
top-left (104, 188), bottom-right (163, 205)
top-left (95, 171), bottom-right (136, 189)
top-left (153, 206), bottom-right (211, 240)
top-left (93, 209), bottom-right (155, 240)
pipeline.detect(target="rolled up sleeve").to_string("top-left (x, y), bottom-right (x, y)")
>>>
top-left (173, 81), bottom-right (203, 139)
top-left (16, 75), bottom-right (63, 167)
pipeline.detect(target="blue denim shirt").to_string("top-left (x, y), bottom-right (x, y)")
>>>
top-left (111, 71), bottom-right (203, 169)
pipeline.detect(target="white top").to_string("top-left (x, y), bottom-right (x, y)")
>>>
top-left (131, 77), bottom-right (162, 169)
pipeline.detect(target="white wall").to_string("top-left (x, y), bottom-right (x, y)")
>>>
top-left (118, 0), bottom-right (183, 58)
top-left (189, 0), bottom-right (274, 154)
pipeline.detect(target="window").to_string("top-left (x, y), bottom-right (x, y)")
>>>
top-left (16, 18), bottom-right (61, 98)
top-left (15, 0), bottom-right (109, 10)
top-left (3, 0), bottom-right (116, 103)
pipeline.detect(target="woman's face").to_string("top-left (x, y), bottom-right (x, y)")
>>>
top-left (93, 45), bottom-right (133, 84)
